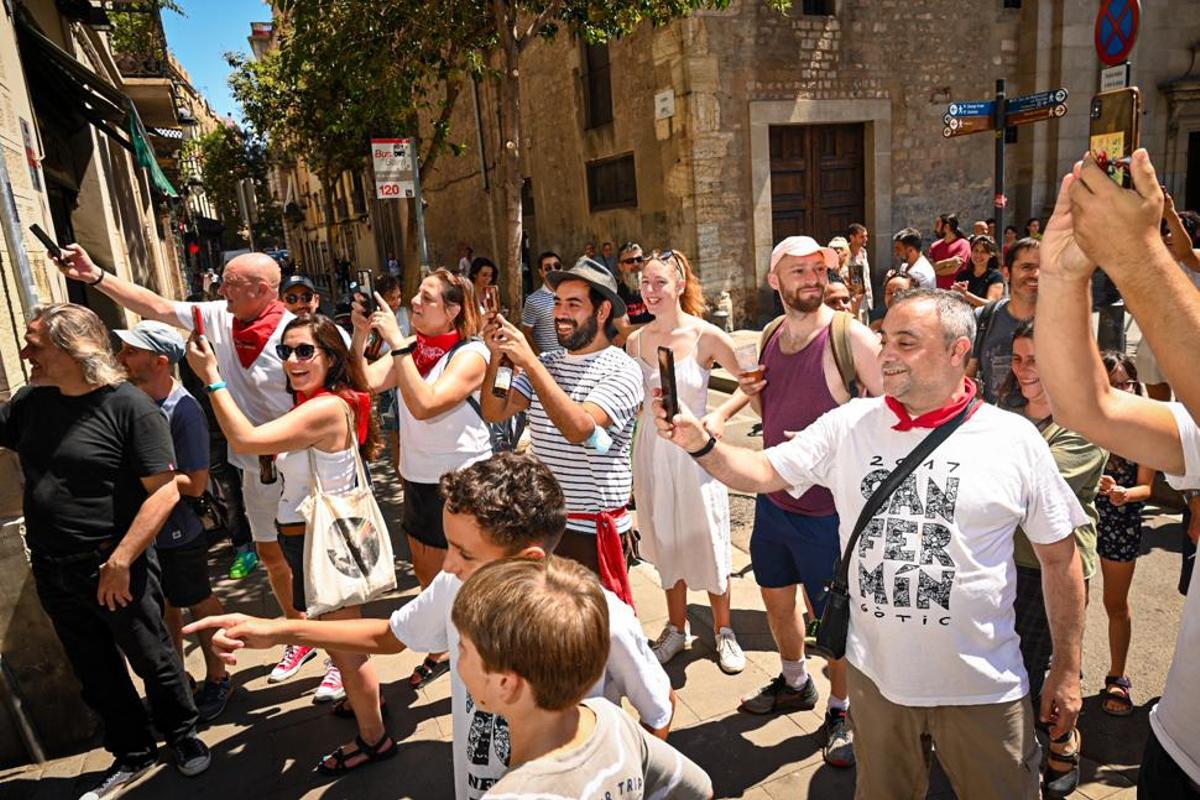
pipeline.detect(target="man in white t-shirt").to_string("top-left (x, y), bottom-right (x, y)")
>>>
top-left (892, 227), bottom-right (936, 289)
top-left (1036, 149), bottom-right (1200, 797)
top-left (480, 258), bottom-right (644, 601)
top-left (184, 453), bottom-right (674, 800)
top-left (653, 288), bottom-right (1088, 800)
top-left (54, 245), bottom-right (317, 684)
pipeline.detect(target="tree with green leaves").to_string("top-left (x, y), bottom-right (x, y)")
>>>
top-left (184, 124), bottom-right (282, 249)
top-left (244, 0), bottom-right (787, 308)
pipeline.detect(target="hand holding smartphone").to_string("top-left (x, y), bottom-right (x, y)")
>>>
top-left (658, 346), bottom-right (679, 420)
top-left (482, 285), bottom-right (501, 317)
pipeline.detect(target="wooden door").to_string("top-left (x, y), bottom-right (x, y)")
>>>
top-left (770, 124), bottom-right (865, 246)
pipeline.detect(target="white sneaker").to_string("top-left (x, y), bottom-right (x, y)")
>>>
top-left (313, 659), bottom-right (346, 703)
top-left (651, 623), bottom-right (690, 664)
top-left (716, 627), bottom-right (746, 674)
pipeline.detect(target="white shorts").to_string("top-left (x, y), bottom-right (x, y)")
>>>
top-left (242, 467), bottom-right (284, 543)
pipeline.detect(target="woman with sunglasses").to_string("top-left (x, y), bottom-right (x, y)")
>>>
top-left (951, 235), bottom-right (1006, 308)
top-left (626, 249), bottom-right (746, 675)
top-left (1095, 351), bottom-right (1156, 718)
top-left (352, 268), bottom-right (489, 690)
top-left (186, 314), bottom-right (394, 775)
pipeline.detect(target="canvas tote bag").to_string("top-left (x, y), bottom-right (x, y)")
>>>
top-left (300, 400), bottom-right (397, 617)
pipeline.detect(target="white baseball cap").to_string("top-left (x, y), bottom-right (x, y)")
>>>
top-left (769, 236), bottom-right (839, 272)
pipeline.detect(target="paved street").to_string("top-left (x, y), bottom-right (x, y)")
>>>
top-left (0, 385), bottom-right (1189, 800)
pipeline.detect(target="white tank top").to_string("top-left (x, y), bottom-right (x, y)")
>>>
top-left (275, 417), bottom-right (360, 525)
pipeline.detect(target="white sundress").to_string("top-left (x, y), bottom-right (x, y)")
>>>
top-left (632, 333), bottom-right (732, 595)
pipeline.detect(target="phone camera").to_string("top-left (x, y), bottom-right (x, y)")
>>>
top-left (1090, 99), bottom-right (1102, 120)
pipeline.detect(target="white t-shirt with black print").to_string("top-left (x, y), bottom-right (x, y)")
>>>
top-left (389, 571), bottom-right (673, 800)
top-left (763, 397), bottom-right (1087, 706)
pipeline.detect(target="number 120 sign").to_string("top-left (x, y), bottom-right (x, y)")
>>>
top-left (372, 138), bottom-right (416, 199)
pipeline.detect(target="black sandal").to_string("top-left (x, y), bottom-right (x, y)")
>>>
top-left (1101, 675), bottom-right (1134, 717)
top-left (408, 655), bottom-right (450, 689)
top-left (332, 695), bottom-right (389, 719)
top-left (316, 733), bottom-right (397, 775)
top-left (1043, 727), bottom-right (1081, 799)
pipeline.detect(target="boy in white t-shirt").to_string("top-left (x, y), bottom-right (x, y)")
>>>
top-left (186, 452), bottom-right (674, 798)
top-left (451, 556), bottom-right (710, 800)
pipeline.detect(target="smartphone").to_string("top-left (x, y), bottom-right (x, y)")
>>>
top-left (482, 285), bottom-right (500, 315)
top-left (29, 224), bottom-right (61, 260)
top-left (1089, 87), bottom-right (1142, 188)
top-left (191, 306), bottom-right (205, 339)
top-left (657, 346), bottom-right (679, 420)
top-left (356, 270), bottom-right (375, 314)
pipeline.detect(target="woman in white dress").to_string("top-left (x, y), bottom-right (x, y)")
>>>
top-left (627, 250), bottom-right (746, 674)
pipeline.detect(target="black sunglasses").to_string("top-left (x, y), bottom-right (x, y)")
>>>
top-left (542, 261), bottom-right (562, 270)
top-left (620, 255), bottom-right (645, 265)
top-left (284, 292), bottom-right (314, 305)
top-left (275, 343), bottom-right (323, 361)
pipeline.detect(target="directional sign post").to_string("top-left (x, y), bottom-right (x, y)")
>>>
top-left (941, 82), bottom-right (1070, 238)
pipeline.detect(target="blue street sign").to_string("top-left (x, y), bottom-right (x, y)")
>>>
top-left (947, 101), bottom-right (995, 117)
top-left (1006, 88), bottom-right (1070, 115)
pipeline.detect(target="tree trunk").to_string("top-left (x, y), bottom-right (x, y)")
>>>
top-left (494, 0), bottom-right (524, 315)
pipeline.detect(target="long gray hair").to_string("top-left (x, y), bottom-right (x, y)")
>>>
top-left (31, 303), bottom-right (125, 387)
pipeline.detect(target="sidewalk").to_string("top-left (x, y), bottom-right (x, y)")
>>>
top-left (0, 420), bottom-right (1185, 799)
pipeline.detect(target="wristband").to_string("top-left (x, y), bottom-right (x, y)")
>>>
top-left (204, 381), bottom-right (227, 393)
top-left (392, 342), bottom-right (417, 357)
top-left (687, 435), bottom-right (717, 458)
top-left (88, 270), bottom-right (105, 286)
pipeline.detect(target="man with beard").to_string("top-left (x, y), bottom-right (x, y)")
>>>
top-left (701, 235), bottom-right (882, 769)
top-left (480, 258), bottom-right (644, 602)
top-left (967, 237), bottom-right (1040, 404)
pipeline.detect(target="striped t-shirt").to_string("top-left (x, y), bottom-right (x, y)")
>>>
top-left (520, 286), bottom-right (561, 354)
top-left (513, 346), bottom-right (643, 534)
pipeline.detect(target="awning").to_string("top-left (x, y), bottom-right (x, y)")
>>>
top-left (16, 13), bottom-right (177, 198)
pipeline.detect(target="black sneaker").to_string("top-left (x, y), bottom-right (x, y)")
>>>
top-left (172, 735), bottom-right (211, 777)
top-left (194, 676), bottom-right (232, 723)
top-left (738, 674), bottom-right (819, 715)
top-left (78, 758), bottom-right (155, 800)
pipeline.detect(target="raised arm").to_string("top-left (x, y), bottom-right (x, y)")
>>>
top-left (55, 244), bottom-right (178, 323)
top-left (479, 315), bottom-right (532, 422)
top-left (393, 348), bottom-right (486, 421)
top-left (352, 298), bottom-right (399, 393)
top-left (1068, 151), bottom-right (1200, 424)
top-left (1036, 167), bottom-right (1187, 475)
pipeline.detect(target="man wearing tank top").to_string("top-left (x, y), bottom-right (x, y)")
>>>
top-left (705, 235), bottom-right (883, 768)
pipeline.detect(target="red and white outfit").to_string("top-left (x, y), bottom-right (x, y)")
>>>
top-left (174, 300), bottom-right (295, 543)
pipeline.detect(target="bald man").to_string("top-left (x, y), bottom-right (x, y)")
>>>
top-left (55, 246), bottom-right (319, 684)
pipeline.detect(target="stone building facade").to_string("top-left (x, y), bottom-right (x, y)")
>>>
top-left (414, 0), bottom-right (1200, 323)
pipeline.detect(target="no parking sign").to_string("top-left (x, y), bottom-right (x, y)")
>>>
top-left (1094, 0), bottom-right (1140, 67)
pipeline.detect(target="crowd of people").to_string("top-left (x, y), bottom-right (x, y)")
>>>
top-left (2, 148), bottom-right (1198, 800)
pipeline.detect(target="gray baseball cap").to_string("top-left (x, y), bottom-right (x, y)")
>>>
top-left (546, 256), bottom-right (627, 318)
top-left (114, 320), bottom-right (187, 363)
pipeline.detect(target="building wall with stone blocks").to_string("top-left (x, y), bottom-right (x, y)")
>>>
top-left (419, 0), bottom-right (1200, 325)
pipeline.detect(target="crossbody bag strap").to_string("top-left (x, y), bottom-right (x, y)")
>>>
top-left (830, 398), bottom-right (980, 589)
top-left (307, 396), bottom-right (368, 495)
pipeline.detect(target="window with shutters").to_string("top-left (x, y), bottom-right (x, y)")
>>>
top-left (583, 42), bottom-right (613, 129)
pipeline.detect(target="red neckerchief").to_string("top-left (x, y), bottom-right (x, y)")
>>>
top-left (231, 300), bottom-right (287, 369)
top-left (413, 330), bottom-right (461, 377)
top-left (886, 378), bottom-right (980, 431)
top-left (567, 509), bottom-right (635, 609)
top-left (295, 387), bottom-right (371, 446)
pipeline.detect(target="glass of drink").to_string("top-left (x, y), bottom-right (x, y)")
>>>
top-left (734, 343), bottom-right (764, 381)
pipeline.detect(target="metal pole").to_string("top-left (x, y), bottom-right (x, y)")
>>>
top-left (0, 154), bottom-right (41, 317)
top-left (410, 140), bottom-right (430, 274)
top-left (994, 79), bottom-right (1006, 241)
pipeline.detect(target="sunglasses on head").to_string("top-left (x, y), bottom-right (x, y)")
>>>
top-left (275, 343), bottom-right (323, 361)
top-left (284, 292), bottom-right (314, 305)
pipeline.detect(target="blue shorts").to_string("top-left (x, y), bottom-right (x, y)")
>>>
top-left (750, 495), bottom-right (841, 614)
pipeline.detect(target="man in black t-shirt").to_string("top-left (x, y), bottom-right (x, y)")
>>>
top-left (613, 242), bottom-right (654, 344)
top-left (0, 304), bottom-right (210, 795)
